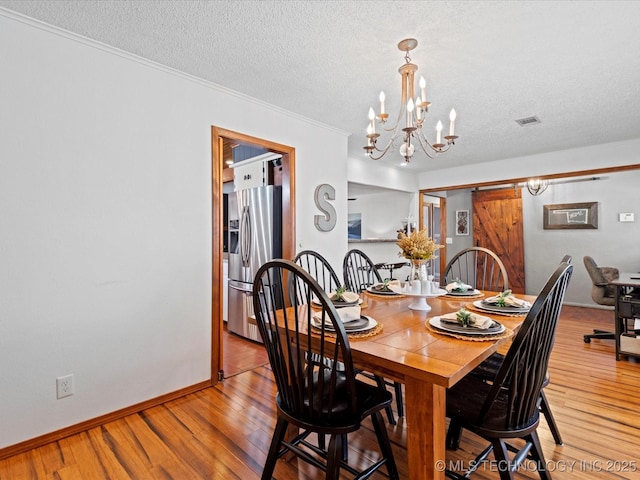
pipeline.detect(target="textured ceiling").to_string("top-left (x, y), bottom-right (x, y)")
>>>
top-left (2, 0), bottom-right (640, 173)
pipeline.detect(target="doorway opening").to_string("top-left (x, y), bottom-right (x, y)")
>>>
top-left (211, 127), bottom-right (296, 382)
top-left (420, 193), bottom-right (447, 282)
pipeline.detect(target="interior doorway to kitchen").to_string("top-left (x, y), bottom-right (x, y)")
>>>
top-left (211, 126), bottom-right (296, 383)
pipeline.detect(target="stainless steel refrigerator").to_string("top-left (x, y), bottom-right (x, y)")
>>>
top-left (227, 185), bottom-right (282, 342)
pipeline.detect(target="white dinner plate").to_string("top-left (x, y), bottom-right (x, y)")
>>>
top-left (366, 284), bottom-right (401, 296)
top-left (311, 297), bottom-right (363, 308)
top-left (473, 300), bottom-right (530, 314)
top-left (445, 289), bottom-right (482, 297)
top-left (311, 315), bottom-right (377, 332)
top-left (429, 317), bottom-right (505, 335)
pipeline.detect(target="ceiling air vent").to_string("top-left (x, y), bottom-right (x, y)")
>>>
top-left (515, 116), bottom-right (541, 126)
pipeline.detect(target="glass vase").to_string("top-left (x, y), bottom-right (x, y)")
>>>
top-left (409, 259), bottom-right (430, 294)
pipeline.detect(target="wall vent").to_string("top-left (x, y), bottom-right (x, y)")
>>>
top-left (515, 116), bottom-right (541, 126)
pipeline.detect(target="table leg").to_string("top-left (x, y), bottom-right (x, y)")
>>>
top-left (404, 377), bottom-right (446, 479)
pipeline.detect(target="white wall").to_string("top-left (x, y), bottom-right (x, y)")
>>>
top-left (0, 11), bottom-right (348, 448)
top-left (523, 171), bottom-right (640, 305)
top-left (442, 190), bottom-right (474, 262)
top-left (419, 138), bottom-right (640, 190)
top-left (431, 171), bottom-right (640, 306)
top-left (349, 191), bottom-right (417, 240)
top-left (348, 155), bottom-right (418, 193)
top-left (347, 190), bottom-right (418, 281)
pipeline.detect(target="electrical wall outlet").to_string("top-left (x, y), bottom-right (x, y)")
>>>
top-left (56, 374), bottom-right (74, 399)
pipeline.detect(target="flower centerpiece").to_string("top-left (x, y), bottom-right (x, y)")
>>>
top-left (397, 227), bottom-right (443, 261)
top-left (397, 228), bottom-right (443, 294)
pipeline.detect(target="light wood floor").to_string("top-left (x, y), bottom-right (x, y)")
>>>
top-left (2, 306), bottom-right (640, 479)
top-left (223, 324), bottom-right (269, 378)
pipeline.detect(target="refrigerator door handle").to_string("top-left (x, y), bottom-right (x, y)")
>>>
top-left (228, 282), bottom-right (252, 294)
top-left (240, 205), bottom-right (251, 267)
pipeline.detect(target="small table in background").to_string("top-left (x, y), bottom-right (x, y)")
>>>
top-left (375, 261), bottom-right (409, 280)
top-left (610, 273), bottom-right (640, 360)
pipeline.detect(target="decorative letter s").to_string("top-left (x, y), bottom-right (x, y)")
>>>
top-left (314, 184), bottom-right (336, 232)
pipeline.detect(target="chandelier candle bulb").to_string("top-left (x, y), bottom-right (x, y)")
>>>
top-left (379, 91), bottom-right (385, 115)
top-left (436, 120), bottom-right (443, 144)
top-left (420, 76), bottom-right (426, 103)
top-left (449, 109), bottom-right (456, 136)
top-left (407, 99), bottom-right (415, 127)
top-left (368, 107), bottom-right (376, 133)
top-left (415, 97), bottom-right (422, 120)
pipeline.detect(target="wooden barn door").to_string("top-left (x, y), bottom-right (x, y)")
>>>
top-left (472, 188), bottom-right (525, 294)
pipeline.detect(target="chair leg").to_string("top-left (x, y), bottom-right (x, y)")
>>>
top-left (342, 434), bottom-right (348, 461)
top-left (492, 439), bottom-right (516, 480)
top-left (326, 433), bottom-right (343, 480)
top-left (527, 432), bottom-right (552, 480)
top-left (319, 434), bottom-right (348, 461)
top-left (539, 390), bottom-right (563, 445)
top-left (370, 410), bottom-right (400, 480)
top-left (374, 375), bottom-right (396, 425)
top-left (394, 382), bottom-right (404, 418)
top-left (261, 417), bottom-right (288, 480)
top-left (446, 418), bottom-right (463, 450)
top-left (584, 330), bottom-right (615, 343)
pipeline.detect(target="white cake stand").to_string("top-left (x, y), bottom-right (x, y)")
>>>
top-left (394, 287), bottom-right (448, 311)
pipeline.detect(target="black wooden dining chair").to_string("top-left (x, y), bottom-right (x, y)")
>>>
top-left (253, 259), bottom-right (399, 480)
top-left (445, 260), bottom-right (573, 480)
top-left (342, 248), bottom-right (404, 422)
top-left (462, 255), bottom-right (572, 446)
top-left (343, 249), bottom-right (383, 293)
top-left (442, 246), bottom-right (508, 292)
top-left (291, 250), bottom-right (348, 457)
top-left (293, 250), bottom-right (342, 293)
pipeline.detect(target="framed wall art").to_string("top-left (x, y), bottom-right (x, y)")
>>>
top-left (543, 202), bottom-right (598, 229)
top-left (456, 210), bottom-right (469, 235)
top-left (348, 213), bottom-right (362, 239)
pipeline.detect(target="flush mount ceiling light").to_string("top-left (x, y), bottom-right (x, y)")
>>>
top-left (526, 178), bottom-right (549, 196)
top-left (363, 38), bottom-right (459, 163)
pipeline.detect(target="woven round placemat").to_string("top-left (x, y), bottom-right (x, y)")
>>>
top-left (466, 303), bottom-right (528, 317)
top-left (425, 319), bottom-right (513, 342)
top-left (312, 322), bottom-right (383, 339)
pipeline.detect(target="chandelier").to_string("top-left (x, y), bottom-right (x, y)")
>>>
top-left (526, 178), bottom-right (549, 196)
top-left (364, 38), bottom-right (458, 163)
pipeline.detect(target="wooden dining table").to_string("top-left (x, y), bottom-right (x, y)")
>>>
top-left (341, 289), bottom-right (534, 480)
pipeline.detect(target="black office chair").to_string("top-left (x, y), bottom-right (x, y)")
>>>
top-left (343, 249), bottom-right (405, 422)
top-left (253, 259), bottom-right (399, 480)
top-left (583, 255), bottom-right (618, 343)
top-left (445, 261), bottom-right (573, 480)
top-left (442, 246), bottom-right (508, 292)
